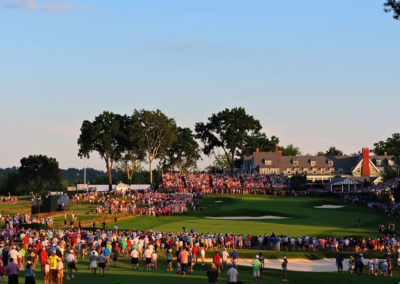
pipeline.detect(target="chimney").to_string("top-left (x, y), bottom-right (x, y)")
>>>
top-left (278, 151), bottom-right (283, 156)
top-left (362, 147), bottom-right (370, 177)
top-left (256, 148), bottom-right (259, 153)
top-left (275, 145), bottom-right (279, 152)
top-left (384, 152), bottom-right (387, 156)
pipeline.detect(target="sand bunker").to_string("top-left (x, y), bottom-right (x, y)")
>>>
top-left (314, 205), bottom-right (345, 209)
top-left (205, 216), bottom-right (290, 220)
top-left (204, 258), bottom-right (354, 272)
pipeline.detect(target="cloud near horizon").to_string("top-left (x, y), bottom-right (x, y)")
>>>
top-left (0, 0), bottom-right (89, 12)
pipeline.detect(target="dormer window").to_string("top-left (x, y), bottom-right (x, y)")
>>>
top-left (328, 161), bottom-right (333, 166)
top-left (310, 161), bottom-right (316, 167)
top-left (264, 160), bottom-right (272, 166)
top-left (293, 160), bottom-right (299, 166)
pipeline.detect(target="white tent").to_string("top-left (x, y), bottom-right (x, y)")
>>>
top-left (130, 184), bottom-right (151, 191)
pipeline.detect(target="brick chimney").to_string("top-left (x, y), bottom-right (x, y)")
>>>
top-left (384, 152), bottom-right (387, 156)
top-left (362, 148), bottom-right (370, 176)
top-left (275, 145), bottom-right (279, 152)
top-left (256, 148), bottom-right (259, 153)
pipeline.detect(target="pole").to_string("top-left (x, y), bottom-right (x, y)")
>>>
top-left (83, 159), bottom-right (86, 185)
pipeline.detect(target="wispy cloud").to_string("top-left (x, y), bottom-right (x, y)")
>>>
top-left (0, 0), bottom-right (89, 12)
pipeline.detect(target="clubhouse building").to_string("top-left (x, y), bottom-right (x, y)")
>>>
top-left (242, 146), bottom-right (399, 185)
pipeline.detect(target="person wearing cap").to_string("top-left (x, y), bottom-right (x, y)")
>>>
top-left (252, 255), bottom-right (261, 284)
top-left (221, 248), bottom-right (229, 272)
top-left (5, 258), bottom-right (19, 284)
top-left (24, 261), bottom-right (35, 284)
top-left (206, 263), bottom-right (219, 284)
top-left (226, 263), bottom-right (239, 284)
top-left (282, 256), bottom-right (288, 282)
top-left (48, 251), bottom-right (59, 284)
top-left (65, 250), bottom-right (76, 280)
top-left (166, 249), bottom-right (172, 271)
top-left (56, 258), bottom-right (63, 284)
top-left (44, 261), bottom-right (50, 284)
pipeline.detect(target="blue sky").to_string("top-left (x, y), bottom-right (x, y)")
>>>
top-left (0, 0), bottom-right (399, 170)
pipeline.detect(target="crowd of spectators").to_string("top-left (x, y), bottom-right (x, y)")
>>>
top-left (70, 191), bottom-right (200, 217)
top-left (162, 173), bottom-right (289, 193)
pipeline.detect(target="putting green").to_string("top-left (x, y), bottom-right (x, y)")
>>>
top-left (109, 195), bottom-right (386, 237)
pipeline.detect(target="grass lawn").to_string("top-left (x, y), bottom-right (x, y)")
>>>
top-left (109, 195), bottom-right (388, 237)
top-left (0, 195), bottom-right (389, 237)
top-left (7, 256), bottom-right (400, 284)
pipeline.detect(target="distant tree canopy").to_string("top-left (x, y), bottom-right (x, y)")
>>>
top-left (195, 107), bottom-right (262, 173)
top-left (384, 0), bottom-right (400, 20)
top-left (318, 146), bottom-right (344, 156)
top-left (241, 133), bottom-right (280, 157)
top-left (373, 133), bottom-right (400, 158)
top-left (19, 155), bottom-right (62, 193)
top-left (281, 144), bottom-right (301, 156)
top-left (161, 127), bottom-right (200, 173)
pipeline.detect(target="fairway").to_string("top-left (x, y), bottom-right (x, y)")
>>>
top-left (98, 195), bottom-right (386, 237)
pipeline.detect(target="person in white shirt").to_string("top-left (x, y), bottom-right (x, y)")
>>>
top-left (130, 248), bottom-right (139, 270)
top-left (151, 251), bottom-right (158, 270)
top-left (226, 263), bottom-right (239, 283)
top-left (221, 248), bottom-right (229, 272)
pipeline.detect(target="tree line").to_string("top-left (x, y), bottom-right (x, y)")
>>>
top-left (1, 107), bottom-right (399, 194)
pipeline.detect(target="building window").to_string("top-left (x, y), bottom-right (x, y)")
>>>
top-left (312, 168), bottom-right (317, 174)
top-left (338, 168), bottom-right (343, 174)
top-left (321, 168), bottom-right (325, 174)
top-left (286, 168), bottom-right (291, 174)
top-left (328, 161), bottom-right (333, 166)
top-left (293, 161), bottom-right (298, 166)
top-left (264, 160), bottom-right (272, 166)
top-left (311, 161), bottom-right (316, 167)
top-left (303, 168), bottom-right (308, 173)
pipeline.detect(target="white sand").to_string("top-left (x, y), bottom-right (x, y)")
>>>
top-left (205, 216), bottom-right (290, 220)
top-left (314, 205), bottom-right (345, 209)
top-left (204, 258), bottom-right (349, 272)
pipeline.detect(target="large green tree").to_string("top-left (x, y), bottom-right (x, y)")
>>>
top-left (161, 127), bottom-right (200, 173)
top-left (241, 133), bottom-right (280, 157)
top-left (384, 0), bottom-right (400, 20)
top-left (195, 107), bottom-right (262, 174)
top-left (19, 155), bottom-right (61, 193)
top-left (77, 111), bottom-right (127, 191)
top-left (133, 109), bottom-right (177, 184)
top-left (373, 133), bottom-right (400, 158)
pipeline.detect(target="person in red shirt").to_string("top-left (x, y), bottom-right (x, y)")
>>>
top-left (39, 248), bottom-right (48, 272)
top-left (192, 244), bottom-right (199, 264)
top-left (213, 251), bottom-right (221, 273)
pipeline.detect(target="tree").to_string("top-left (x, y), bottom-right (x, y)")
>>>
top-left (241, 133), bottom-right (280, 157)
top-left (281, 144), bottom-right (301, 156)
top-left (161, 127), bottom-right (201, 173)
top-left (19, 155), bottom-right (62, 193)
top-left (373, 133), bottom-right (400, 158)
top-left (77, 111), bottom-right (127, 191)
top-left (318, 146), bottom-right (344, 156)
top-left (195, 107), bottom-right (262, 174)
top-left (133, 109), bottom-right (177, 184)
top-left (384, 0), bottom-right (400, 20)
top-left (118, 114), bottom-right (146, 184)
top-left (382, 168), bottom-right (398, 181)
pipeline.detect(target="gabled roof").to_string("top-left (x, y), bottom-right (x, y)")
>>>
top-left (325, 155), bottom-right (362, 173)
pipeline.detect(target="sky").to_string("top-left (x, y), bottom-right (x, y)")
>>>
top-left (0, 0), bottom-right (399, 171)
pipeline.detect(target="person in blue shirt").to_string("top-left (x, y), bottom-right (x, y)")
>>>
top-left (231, 249), bottom-right (239, 267)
